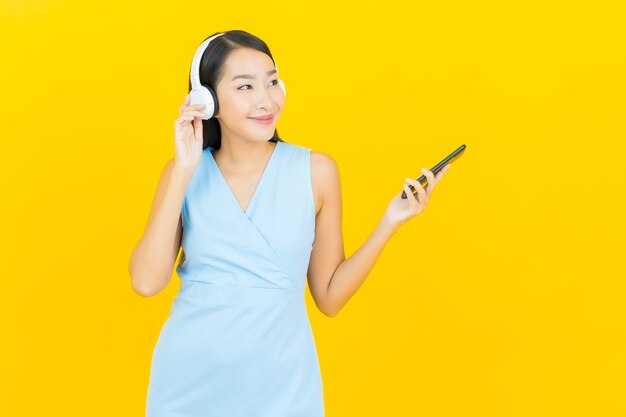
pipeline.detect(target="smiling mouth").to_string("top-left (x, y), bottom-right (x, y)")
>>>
top-left (249, 114), bottom-right (274, 121)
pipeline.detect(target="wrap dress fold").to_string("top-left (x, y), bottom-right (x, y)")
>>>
top-left (145, 140), bottom-right (324, 417)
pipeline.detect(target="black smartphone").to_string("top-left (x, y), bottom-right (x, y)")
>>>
top-left (401, 144), bottom-right (466, 199)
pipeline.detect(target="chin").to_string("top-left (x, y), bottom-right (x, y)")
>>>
top-left (248, 127), bottom-right (276, 137)
top-left (242, 132), bottom-right (274, 142)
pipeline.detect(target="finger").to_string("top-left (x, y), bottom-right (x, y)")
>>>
top-left (404, 179), bottom-right (423, 204)
top-left (406, 177), bottom-right (426, 200)
top-left (193, 116), bottom-right (202, 131)
top-left (187, 104), bottom-right (206, 110)
top-left (406, 177), bottom-right (428, 207)
top-left (402, 183), bottom-right (420, 212)
top-left (183, 110), bottom-right (207, 118)
top-left (421, 168), bottom-right (436, 192)
top-left (185, 107), bottom-right (207, 114)
top-left (180, 104), bottom-right (206, 116)
top-left (179, 97), bottom-right (205, 112)
top-left (179, 94), bottom-right (190, 114)
top-left (176, 115), bottom-right (195, 124)
top-left (403, 183), bottom-right (420, 210)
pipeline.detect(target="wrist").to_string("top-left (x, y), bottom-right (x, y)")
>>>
top-left (380, 214), bottom-right (400, 235)
top-left (171, 164), bottom-right (194, 183)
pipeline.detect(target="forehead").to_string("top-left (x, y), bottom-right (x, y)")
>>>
top-left (222, 47), bottom-right (275, 75)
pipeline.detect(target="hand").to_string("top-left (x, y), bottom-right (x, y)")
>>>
top-left (174, 94), bottom-right (206, 171)
top-left (382, 164), bottom-right (452, 230)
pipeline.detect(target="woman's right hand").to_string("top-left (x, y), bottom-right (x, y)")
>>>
top-left (174, 93), bottom-right (207, 172)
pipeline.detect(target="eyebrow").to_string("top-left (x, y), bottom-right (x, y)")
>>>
top-left (231, 69), bottom-right (277, 82)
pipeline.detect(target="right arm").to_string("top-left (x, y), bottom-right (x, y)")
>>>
top-left (129, 93), bottom-right (206, 296)
top-left (128, 160), bottom-right (193, 297)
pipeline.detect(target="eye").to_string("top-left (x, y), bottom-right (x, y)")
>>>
top-left (238, 79), bottom-right (279, 91)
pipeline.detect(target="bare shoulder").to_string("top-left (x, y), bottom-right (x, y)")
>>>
top-left (310, 151), bottom-right (341, 216)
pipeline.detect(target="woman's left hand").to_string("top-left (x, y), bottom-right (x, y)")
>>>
top-left (382, 164), bottom-right (452, 230)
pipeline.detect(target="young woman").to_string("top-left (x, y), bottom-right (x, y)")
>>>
top-left (129, 29), bottom-right (451, 417)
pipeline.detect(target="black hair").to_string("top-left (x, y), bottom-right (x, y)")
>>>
top-left (188, 30), bottom-right (285, 150)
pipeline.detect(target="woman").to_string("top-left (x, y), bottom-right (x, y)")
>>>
top-left (129, 29), bottom-right (451, 417)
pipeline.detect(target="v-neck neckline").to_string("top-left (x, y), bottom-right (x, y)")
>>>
top-left (208, 141), bottom-right (281, 216)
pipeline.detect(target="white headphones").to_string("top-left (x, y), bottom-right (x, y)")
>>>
top-left (189, 32), bottom-right (286, 120)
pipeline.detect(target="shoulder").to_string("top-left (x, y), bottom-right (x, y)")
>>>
top-left (310, 151), bottom-right (341, 215)
top-left (280, 141), bottom-right (338, 176)
top-left (311, 151), bottom-right (339, 178)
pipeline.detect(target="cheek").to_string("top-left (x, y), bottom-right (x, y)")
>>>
top-left (232, 99), bottom-right (252, 115)
top-left (219, 94), bottom-right (250, 116)
top-left (272, 94), bottom-right (285, 113)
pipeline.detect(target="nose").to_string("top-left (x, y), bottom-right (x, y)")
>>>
top-left (255, 84), bottom-right (276, 110)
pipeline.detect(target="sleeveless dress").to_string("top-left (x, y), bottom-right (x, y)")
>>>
top-left (145, 140), bottom-right (324, 417)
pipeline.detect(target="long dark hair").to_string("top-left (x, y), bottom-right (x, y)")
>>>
top-left (188, 30), bottom-right (285, 150)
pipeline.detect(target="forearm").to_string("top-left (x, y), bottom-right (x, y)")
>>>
top-left (324, 217), bottom-right (399, 316)
top-left (130, 167), bottom-right (191, 295)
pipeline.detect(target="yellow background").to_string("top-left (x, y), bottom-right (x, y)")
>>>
top-left (1, 0), bottom-right (624, 415)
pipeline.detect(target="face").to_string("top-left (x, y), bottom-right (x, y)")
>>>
top-left (213, 47), bottom-right (285, 142)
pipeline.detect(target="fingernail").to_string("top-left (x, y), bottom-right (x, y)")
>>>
top-left (421, 168), bottom-right (427, 173)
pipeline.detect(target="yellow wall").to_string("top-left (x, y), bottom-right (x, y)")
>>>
top-left (1, 0), bottom-right (624, 415)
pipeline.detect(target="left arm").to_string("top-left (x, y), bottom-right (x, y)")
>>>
top-left (320, 217), bottom-right (398, 317)
top-left (307, 151), bottom-right (451, 317)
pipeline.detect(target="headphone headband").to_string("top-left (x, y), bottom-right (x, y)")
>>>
top-left (190, 33), bottom-right (225, 90)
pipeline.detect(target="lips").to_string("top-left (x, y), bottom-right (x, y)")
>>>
top-left (249, 114), bottom-right (274, 121)
top-left (249, 113), bottom-right (275, 125)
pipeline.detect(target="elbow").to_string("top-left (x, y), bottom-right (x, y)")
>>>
top-left (317, 289), bottom-right (340, 317)
top-left (324, 310), bottom-right (338, 318)
top-left (129, 261), bottom-right (161, 297)
top-left (313, 296), bottom-right (338, 317)
top-left (313, 299), bottom-right (338, 317)
top-left (131, 279), bottom-right (159, 297)
top-left (320, 303), bottom-right (340, 318)
top-left (130, 272), bottom-right (159, 297)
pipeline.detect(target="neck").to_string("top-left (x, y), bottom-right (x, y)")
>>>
top-left (213, 136), bottom-right (276, 175)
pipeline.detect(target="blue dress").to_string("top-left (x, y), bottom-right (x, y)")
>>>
top-left (145, 140), bottom-right (324, 417)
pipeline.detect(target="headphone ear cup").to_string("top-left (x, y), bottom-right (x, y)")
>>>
top-left (278, 79), bottom-right (286, 96)
top-left (189, 85), bottom-right (219, 119)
